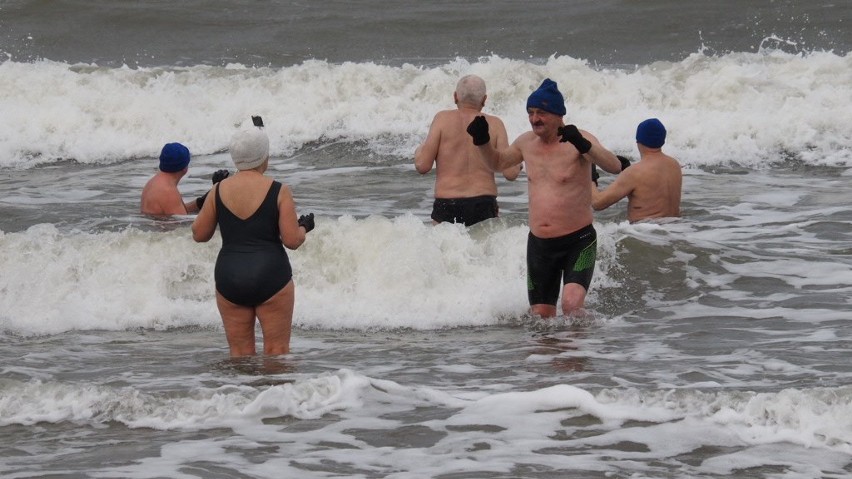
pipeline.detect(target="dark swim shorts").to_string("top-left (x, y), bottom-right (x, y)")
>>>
top-left (431, 195), bottom-right (498, 227)
top-left (526, 224), bottom-right (597, 306)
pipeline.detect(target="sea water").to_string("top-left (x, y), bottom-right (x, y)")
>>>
top-left (1, 1), bottom-right (851, 478)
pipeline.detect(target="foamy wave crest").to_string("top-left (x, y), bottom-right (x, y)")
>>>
top-left (0, 369), bottom-right (370, 428)
top-left (8, 369), bottom-right (849, 455)
top-left (4, 215), bottom-right (626, 334)
top-left (295, 214), bottom-right (530, 330)
top-left (0, 223), bottom-right (218, 335)
top-left (597, 386), bottom-right (852, 455)
top-left (1, 50), bottom-right (849, 169)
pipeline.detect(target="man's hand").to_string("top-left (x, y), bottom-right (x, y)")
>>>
top-left (195, 170), bottom-right (230, 209)
top-left (466, 116), bottom-right (490, 146)
top-left (212, 169), bottom-right (230, 184)
top-left (617, 155), bottom-right (631, 171)
top-left (557, 125), bottom-right (592, 154)
top-left (298, 213), bottom-right (315, 233)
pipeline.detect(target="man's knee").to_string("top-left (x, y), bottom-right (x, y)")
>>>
top-left (530, 304), bottom-right (557, 318)
top-left (561, 283), bottom-right (588, 314)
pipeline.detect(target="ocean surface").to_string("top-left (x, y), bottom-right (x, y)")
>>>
top-left (1, 1), bottom-right (851, 478)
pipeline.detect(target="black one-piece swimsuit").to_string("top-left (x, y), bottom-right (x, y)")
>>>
top-left (214, 181), bottom-right (292, 307)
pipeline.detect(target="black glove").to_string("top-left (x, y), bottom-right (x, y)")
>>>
top-left (195, 170), bottom-right (231, 211)
top-left (557, 124), bottom-right (592, 154)
top-left (466, 116), bottom-right (490, 146)
top-left (617, 155), bottom-right (631, 171)
top-left (298, 213), bottom-right (315, 233)
top-left (591, 165), bottom-right (600, 186)
top-left (212, 169), bottom-right (229, 184)
top-left (195, 170), bottom-right (230, 209)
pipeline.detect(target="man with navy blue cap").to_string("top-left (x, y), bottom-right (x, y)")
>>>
top-left (592, 118), bottom-right (682, 223)
top-left (141, 142), bottom-right (228, 215)
top-left (466, 78), bottom-right (623, 318)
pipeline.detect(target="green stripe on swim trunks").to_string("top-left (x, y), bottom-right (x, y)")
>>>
top-left (573, 239), bottom-right (597, 272)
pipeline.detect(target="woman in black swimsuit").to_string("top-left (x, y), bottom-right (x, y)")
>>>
top-left (192, 123), bottom-right (314, 357)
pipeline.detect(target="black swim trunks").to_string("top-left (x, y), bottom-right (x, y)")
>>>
top-left (431, 195), bottom-right (498, 226)
top-left (526, 224), bottom-right (597, 306)
top-left (214, 181), bottom-right (293, 307)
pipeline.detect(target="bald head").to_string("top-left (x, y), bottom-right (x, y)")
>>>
top-left (455, 75), bottom-right (487, 106)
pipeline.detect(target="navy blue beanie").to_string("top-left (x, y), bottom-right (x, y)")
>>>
top-left (526, 78), bottom-right (566, 116)
top-left (636, 118), bottom-right (666, 148)
top-left (159, 142), bottom-right (191, 172)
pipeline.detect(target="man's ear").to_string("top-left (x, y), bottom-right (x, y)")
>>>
top-left (453, 92), bottom-right (458, 104)
top-left (482, 94), bottom-right (487, 108)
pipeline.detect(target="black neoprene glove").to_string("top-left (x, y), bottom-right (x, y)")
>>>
top-left (617, 155), bottom-right (631, 171)
top-left (298, 213), bottom-right (315, 233)
top-left (466, 116), bottom-right (490, 146)
top-left (591, 165), bottom-right (600, 186)
top-left (212, 169), bottom-right (230, 184)
top-left (557, 125), bottom-right (592, 154)
top-left (195, 170), bottom-right (231, 209)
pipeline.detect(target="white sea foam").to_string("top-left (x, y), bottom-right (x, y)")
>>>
top-left (2, 371), bottom-right (850, 477)
top-left (0, 217), bottom-right (629, 335)
top-left (1, 50), bottom-right (849, 169)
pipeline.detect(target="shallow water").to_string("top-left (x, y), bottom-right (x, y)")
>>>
top-left (2, 0), bottom-right (851, 477)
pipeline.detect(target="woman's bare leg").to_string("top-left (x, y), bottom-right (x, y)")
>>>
top-left (256, 280), bottom-right (295, 356)
top-left (216, 292), bottom-right (258, 357)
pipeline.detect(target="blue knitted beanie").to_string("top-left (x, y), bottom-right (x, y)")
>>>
top-left (526, 78), bottom-right (566, 116)
top-left (159, 143), bottom-right (191, 172)
top-left (636, 118), bottom-right (666, 148)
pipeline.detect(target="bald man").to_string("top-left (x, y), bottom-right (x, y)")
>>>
top-left (414, 75), bottom-right (521, 226)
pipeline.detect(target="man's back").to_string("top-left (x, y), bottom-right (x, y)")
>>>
top-left (626, 152), bottom-right (682, 222)
top-left (140, 172), bottom-right (187, 215)
top-left (415, 74), bottom-right (521, 226)
top-left (591, 117), bottom-right (681, 223)
top-left (416, 108), bottom-right (509, 198)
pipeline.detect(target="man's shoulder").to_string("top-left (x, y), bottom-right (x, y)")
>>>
top-left (640, 153), bottom-right (682, 173)
top-left (514, 130), bottom-right (538, 144)
top-left (662, 153), bottom-right (683, 170)
top-left (430, 109), bottom-right (462, 129)
top-left (482, 112), bottom-right (506, 128)
top-left (142, 172), bottom-right (166, 190)
top-left (434, 109), bottom-right (458, 120)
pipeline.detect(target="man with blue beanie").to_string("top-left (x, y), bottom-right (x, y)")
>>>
top-left (141, 142), bottom-right (229, 215)
top-left (525, 78), bottom-right (567, 116)
top-left (465, 78), bottom-right (623, 318)
top-left (592, 118), bottom-right (682, 222)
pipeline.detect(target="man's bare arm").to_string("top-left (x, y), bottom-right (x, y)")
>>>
top-left (592, 172), bottom-right (635, 211)
top-left (414, 115), bottom-right (441, 174)
top-left (502, 163), bottom-right (522, 181)
top-left (582, 131), bottom-right (621, 174)
top-left (558, 125), bottom-right (621, 174)
top-left (467, 115), bottom-right (524, 172)
top-left (184, 199), bottom-right (198, 214)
